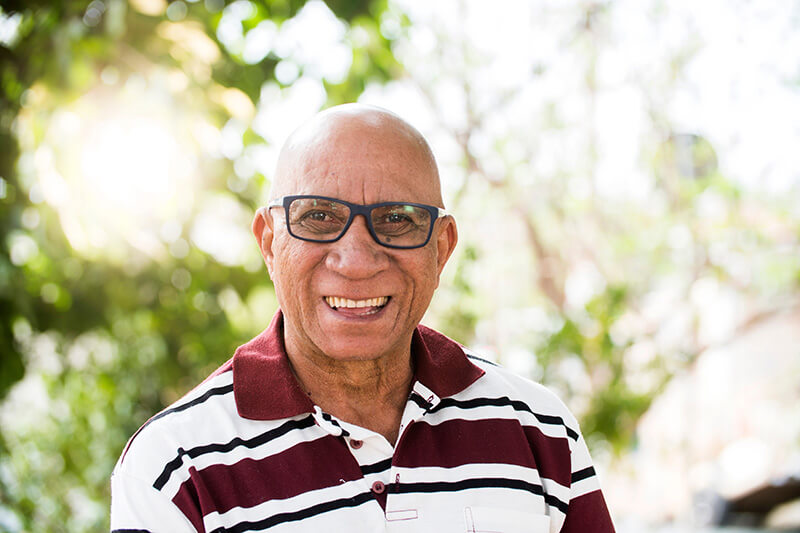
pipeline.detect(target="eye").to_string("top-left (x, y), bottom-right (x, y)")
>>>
top-left (385, 212), bottom-right (411, 224)
top-left (290, 205), bottom-right (348, 236)
top-left (372, 207), bottom-right (426, 238)
top-left (376, 211), bottom-right (414, 228)
top-left (305, 211), bottom-right (333, 222)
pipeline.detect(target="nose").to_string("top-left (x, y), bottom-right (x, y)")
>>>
top-left (325, 215), bottom-right (390, 279)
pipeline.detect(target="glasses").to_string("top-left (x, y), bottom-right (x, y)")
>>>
top-left (267, 195), bottom-right (449, 249)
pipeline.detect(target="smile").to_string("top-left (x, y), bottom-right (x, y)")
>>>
top-left (324, 296), bottom-right (390, 312)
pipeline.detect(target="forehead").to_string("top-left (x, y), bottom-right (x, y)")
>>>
top-left (275, 112), bottom-right (442, 205)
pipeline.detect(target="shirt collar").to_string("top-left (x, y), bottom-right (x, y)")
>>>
top-left (233, 310), bottom-right (485, 421)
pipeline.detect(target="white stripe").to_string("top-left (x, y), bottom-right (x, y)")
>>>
top-left (233, 502), bottom-right (387, 533)
top-left (462, 362), bottom-right (580, 425)
top-left (392, 464), bottom-right (570, 522)
top-left (418, 404), bottom-right (574, 442)
top-left (541, 476), bottom-right (570, 510)
top-left (569, 439), bottom-right (596, 472)
top-left (203, 479), bottom-right (375, 531)
top-left (393, 462), bottom-right (555, 489)
top-left (160, 419), bottom-right (328, 497)
top-left (571, 471), bottom-right (602, 499)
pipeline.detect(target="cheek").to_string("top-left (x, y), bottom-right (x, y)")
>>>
top-left (406, 249), bottom-right (441, 296)
top-left (271, 239), bottom-right (303, 289)
top-left (272, 238), bottom-right (324, 292)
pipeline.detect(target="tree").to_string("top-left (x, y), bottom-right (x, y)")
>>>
top-left (0, 0), bottom-right (398, 530)
top-left (357, 0), bottom-right (800, 454)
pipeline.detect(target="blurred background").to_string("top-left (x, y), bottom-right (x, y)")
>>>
top-left (1, 0), bottom-right (799, 531)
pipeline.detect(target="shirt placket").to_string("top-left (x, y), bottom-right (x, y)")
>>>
top-left (310, 406), bottom-right (395, 516)
top-left (383, 382), bottom-right (442, 529)
top-left (308, 384), bottom-right (443, 531)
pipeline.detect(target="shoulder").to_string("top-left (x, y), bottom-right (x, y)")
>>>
top-left (417, 324), bottom-right (575, 427)
top-left (458, 346), bottom-right (582, 442)
top-left (114, 361), bottom-right (237, 479)
top-left (462, 346), bottom-right (567, 408)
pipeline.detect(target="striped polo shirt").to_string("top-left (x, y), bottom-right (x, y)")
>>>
top-left (111, 311), bottom-right (615, 533)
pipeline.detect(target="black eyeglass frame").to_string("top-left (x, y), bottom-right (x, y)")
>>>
top-left (267, 195), bottom-right (450, 249)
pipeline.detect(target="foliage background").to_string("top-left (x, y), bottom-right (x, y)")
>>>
top-left (0, 0), bottom-right (798, 531)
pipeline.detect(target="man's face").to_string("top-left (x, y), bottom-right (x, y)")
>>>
top-left (256, 113), bottom-right (457, 365)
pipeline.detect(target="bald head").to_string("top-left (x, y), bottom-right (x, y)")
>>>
top-left (270, 104), bottom-right (443, 207)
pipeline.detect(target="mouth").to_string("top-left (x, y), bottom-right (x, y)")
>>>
top-left (324, 296), bottom-right (391, 316)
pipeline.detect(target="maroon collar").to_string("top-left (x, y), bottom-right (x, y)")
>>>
top-left (233, 310), bottom-right (485, 421)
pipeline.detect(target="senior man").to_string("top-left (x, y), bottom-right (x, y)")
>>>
top-left (111, 104), bottom-right (615, 533)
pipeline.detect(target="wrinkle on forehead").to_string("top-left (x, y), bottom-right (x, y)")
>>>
top-left (270, 104), bottom-right (443, 206)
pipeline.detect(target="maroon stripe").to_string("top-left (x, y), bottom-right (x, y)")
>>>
top-left (560, 490), bottom-right (616, 533)
top-left (522, 426), bottom-right (571, 487)
top-left (394, 418), bottom-right (571, 485)
top-left (172, 435), bottom-right (362, 516)
top-left (172, 467), bottom-right (206, 533)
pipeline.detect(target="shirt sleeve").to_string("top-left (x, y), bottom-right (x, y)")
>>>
top-left (560, 427), bottom-right (616, 533)
top-left (110, 468), bottom-right (200, 533)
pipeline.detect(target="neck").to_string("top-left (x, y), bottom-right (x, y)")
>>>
top-left (285, 340), bottom-right (414, 445)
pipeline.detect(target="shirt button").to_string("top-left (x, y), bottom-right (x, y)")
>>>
top-left (371, 481), bottom-right (385, 494)
top-left (349, 439), bottom-right (363, 449)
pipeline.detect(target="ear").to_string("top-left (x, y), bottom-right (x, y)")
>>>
top-left (252, 207), bottom-right (275, 276)
top-left (434, 216), bottom-right (458, 286)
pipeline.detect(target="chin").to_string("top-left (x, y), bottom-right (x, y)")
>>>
top-left (322, 343), bottom-right (389, 362)
top-left (317, 334), bottom-right (402, 362)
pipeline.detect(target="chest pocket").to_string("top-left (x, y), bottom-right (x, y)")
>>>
top-left (464, 506), bottom-right (551, 533)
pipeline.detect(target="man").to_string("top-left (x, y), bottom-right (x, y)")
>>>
top-left (111, 104), bottom-right (615, 532)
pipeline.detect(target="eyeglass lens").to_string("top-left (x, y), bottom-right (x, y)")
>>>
top-left (287, 197), bottom-right (433, 247)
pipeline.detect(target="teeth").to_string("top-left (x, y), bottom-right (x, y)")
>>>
top-left (325, 296), bottom-right (389, 309)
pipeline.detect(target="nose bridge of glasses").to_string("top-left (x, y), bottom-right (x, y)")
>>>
top-left (347, 203), bottom-right (373, 221)
top-left (332, 202), bottom-right (374, 240)
top-left (341, 208), bottom-right (376, 243)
